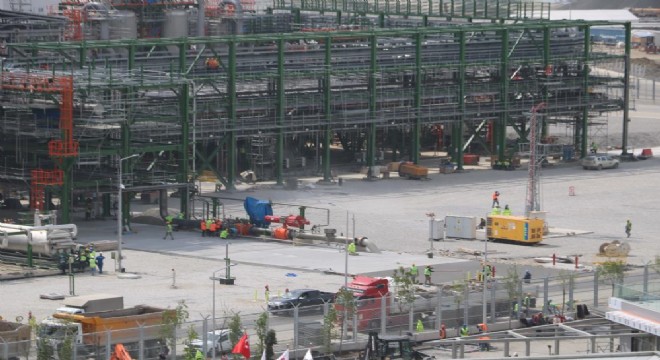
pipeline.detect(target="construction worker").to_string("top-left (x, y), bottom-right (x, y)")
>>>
top-left (424, 265), bottom-right (433, 286)
top-left (200, 220), bottom-right (207, 237)
top-left (459, 324), bottom-right (469, 337)
top-left (220, 227), bottom-right (229, 239)
top-left (490, 205), bottom-right (501, 215)
top-left (502, 204), bottom-right (512, 216)
top-left (409, 263), bottom-right (419, 284)
top-left (416, 319), bottom-right (424, 333)
top-left (625, 219), bottom-right (632, 238)
top-left (347, 241), bottom-right (357, 255)
top-left (178, 212), bottom-right (185, 219)
top-left (89, 253), bottom-right (97, 276)
top-left (492, 191), bottom-right (500, 207)
top-left (206, 219), bottom-right (213, 236)
top-left (209, 221), bottom-right (218, 236)
top-left (590, 142), bottom-right (598, 154)
top-left (439, 323), bottom-right (447, 339)
top-left (163, 221), bottom-right (174, 240)
top-left (477, 323), bottom-right (490, 351)
top-left (513, 302), bottom-right (520, 317)
top-left (523, 270), bottom-right (532, 284)
top-left (523, 293), bottom-right (532, 313)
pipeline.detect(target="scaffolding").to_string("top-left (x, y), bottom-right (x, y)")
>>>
top-left (0, 9), bottom-right (631, 222)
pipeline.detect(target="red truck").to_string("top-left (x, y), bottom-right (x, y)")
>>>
top-left (336, 276), bottom-right (436, 332)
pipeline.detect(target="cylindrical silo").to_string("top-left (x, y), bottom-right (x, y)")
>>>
top-left (163, 10), bottom-right (189, 38)
top-left (109, 11), bottom-right (138, 40)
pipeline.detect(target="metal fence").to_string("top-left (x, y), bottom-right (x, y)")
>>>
top-left (2, 268), bottom-right (659, 360)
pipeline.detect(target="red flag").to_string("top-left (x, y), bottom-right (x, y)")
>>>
top-left (232, 333), bottom-right (251, 359)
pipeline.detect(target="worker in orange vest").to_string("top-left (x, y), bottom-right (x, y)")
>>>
top-left (439, 323), bottom-right (446, 339)
top-left (200, 220), bottom-right (207, 237)
top-left (492, 191), bottom-right (500, 207)
top-left (477, 323), bottom-right (490, 351)
top-left (209, 221), bottom-right (218, 235)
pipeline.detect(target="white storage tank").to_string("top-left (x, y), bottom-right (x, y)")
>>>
top-left (163, 10), bottom-right (189, 38)
top-left (109, 11), bottom-right (137, 40)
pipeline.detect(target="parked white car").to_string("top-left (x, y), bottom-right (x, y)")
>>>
top-left (582, 155), bottom-right (619, 170)
top-left (189, 329), bottom-right (232, 356)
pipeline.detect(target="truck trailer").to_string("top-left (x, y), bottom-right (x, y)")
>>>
top-left (39, 305), bottom-right (172, 359)
top-left (0, 320), bottom-right (31, 359)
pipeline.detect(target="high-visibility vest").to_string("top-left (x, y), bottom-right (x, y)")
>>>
top-left (460, 326), bottom-right (469, 336)
top-left (439, 326), bottom-right (446, 339)
top-left (416, 319), bottom-right (424, 332)
top-left (201, 221), bottom-right (207, 231)
top-left (410, 265), bottom-right (418, 275)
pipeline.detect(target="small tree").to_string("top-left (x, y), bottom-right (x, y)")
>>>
top-left (161, 300), bottom-right (190, 351)
top-left (183, 325), bottom-right (200, 360)
top-left (335, 287), bottom-right (356, 352)
top-left (265, 329), bottom-right (277, 360)
top-left (558, 270), bottom-right (577, 315)
top-left (227, 312), bottom-right (243, 360)
top-left (36, 333), bottom-right (54, 360)
top-left (321, 305), bottom-right (338, 354)
top-left (255, 311), bottom-right (269, 356)
top-left (652, 255), bottom-right (660, 275)
top-left (447, 280), bottom-right (466, 328)
top-left (597, 260), bottom-right (626, 296)
top-left (392, 266), bottom-right (416, 312)
top-left (502, 266), bottom-right (522, 328)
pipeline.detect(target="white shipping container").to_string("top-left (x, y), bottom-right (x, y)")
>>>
top-left (445, 215), bottom-right (477, 239)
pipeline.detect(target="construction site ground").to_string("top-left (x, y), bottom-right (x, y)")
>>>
top-left (0, 102), bottom-right (659, 358)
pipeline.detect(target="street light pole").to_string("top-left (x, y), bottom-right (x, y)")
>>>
top-left (117, 154), bottom-right (139, 273)
top-left (211, 268), bottom-right (223, 360)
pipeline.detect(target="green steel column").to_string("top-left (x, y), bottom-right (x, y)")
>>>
top-left (456, 31), bottom-right (466, 170)
top-left (367, 35), bottom-right (377, 169)
top-left (179, 42), bottom-right (187, 73)
top-left (179, 82), bottom-right (190, 215)
top-left (276, 38), bottom-right (285, 186)
top-left (580, 25), bottom-right (591, 158)
top-left (227, 41), bottom-right (237, 189)
top-left (379, 12), bottom-right (385, 27)
top-left (128, 45), bottom-right (135, 71)
top-left (79, 45), bottom-right (85, 69)
top-left (622, 22), bottom-right (631, 155)
top-left (412, 32), bottom-right (422, 164)
top-left (60, 158), bottom-right (74, 223)
top-left (541, 26), bottom-right (550, 140)
top-left (102, 193), bottom-right (111, 217)
top-left (497, 28), bottom-right (509, 160)
top-left (323, 37), bottom-right (333, 182)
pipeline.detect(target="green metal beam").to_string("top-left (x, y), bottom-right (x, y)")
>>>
top-left (276, 38), bottom-right (285, 186)
top-left (497, 28), bottom-right (509, 161)
top-left (412, 32), bottom-right (422, 164)
top-left (323, 36), bottom-right (332, 182)
top-left (226, 40), bottom-right (237, 189)
top-left (622, 22), bottom-right (631, 155)
top-left (580, 25), bottom-right (590, 159)
top-left (9, 20), bottom-right (632, 52)
top-left (456, 31), bottom-right (466, 170)
top-left (367, 35), bottom-right (377, 170)
top-left (179, 82), bottom-right (190, 216)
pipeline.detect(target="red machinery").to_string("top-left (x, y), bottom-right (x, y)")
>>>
top-left (264, 215), bottom-right (310, 240)
top-left (264, 215), bottom-right (310, 229)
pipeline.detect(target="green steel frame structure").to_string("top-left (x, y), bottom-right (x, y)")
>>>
top-left (0, 5), bottom-right (631, 223)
